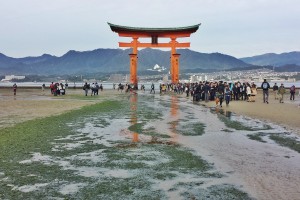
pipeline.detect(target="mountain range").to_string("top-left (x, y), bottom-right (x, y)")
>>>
top-left (0, 48), bottom-right (299, 75)
top-left (240, 52), bottom-right (300, 66)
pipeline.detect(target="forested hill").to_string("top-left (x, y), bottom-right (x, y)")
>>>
top-left (0, 48), bottom-right (251, 75)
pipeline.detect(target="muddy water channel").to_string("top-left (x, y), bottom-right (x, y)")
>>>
top-left (1, 93), bottom-right (300, 199)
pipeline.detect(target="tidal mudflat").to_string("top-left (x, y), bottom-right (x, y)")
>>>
top-left (0, 91), bottom-right (300, 199)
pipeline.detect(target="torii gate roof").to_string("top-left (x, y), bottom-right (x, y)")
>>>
top-left (108, 22), bottom-right (201, 35)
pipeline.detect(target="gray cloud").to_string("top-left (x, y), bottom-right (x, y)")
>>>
top-left (0, 0), bottom-right (299, 58)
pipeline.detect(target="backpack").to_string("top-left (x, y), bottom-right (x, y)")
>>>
top-left (262, 83), bottom-right (268, 89)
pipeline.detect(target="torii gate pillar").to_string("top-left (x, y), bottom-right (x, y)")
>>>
top-left (171, 53), bottom-right (181, 83)
top-left (129, 53), bottom-right (138, 88)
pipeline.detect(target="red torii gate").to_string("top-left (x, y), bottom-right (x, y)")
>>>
top-left (108, 22), bottom-right (200, 85)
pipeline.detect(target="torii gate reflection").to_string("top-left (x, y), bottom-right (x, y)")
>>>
top-left (129, 94), bottom-right (180, 143)
top-left (130, 94), bottom-right (139, 142)
top-left (108, 23), bottom-right (200, 86)
top-left (170, 95), bottom-right (179, 141)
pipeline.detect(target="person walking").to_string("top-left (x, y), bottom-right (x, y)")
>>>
top-left (161, 84), bottom-right (167, 94)
top-left (217, 81), bottom-right (224, 107)
top-left (203, 82), bottom-right (210, 102)
top-left (13, 83), bottom-right (17, 95)
top-left (141, 84), bottom-right (145, 92)
top-left (42, 83), bottom-right (45, 92)
top-left (83, 82), bottom-right (90, 96)
top-left (185, 84), bottom-right (190, 97)
top-left (91, 83), bottom-right (96, 96)
top-left (241, 83), bottom-right (247, 101)
top-left (250, 83), bottom-right (257, 102)
top-left (50, 82), bottom-right (54, 94)
top-left (246, 83), bottom-right (252, 102)
top-left (232, 83), bottom-right (239, 101)
top-left (95, 82), bottom-right (99, 95)
top-left (216, 90), bottom-right (224, 107)
top-left (261, 79), bottom-right (270, 103)
top-left (273, 83), bottom-right (279, 100)
top-left (225, 85), bottom-right (231, 105)
top-left (290, 85), bottom-right (296, 100)
top-left (278, 83), bottom-right (286, 103)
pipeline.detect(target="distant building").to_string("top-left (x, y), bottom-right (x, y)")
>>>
top-left (1, 75), bottom-right (25, 82)
top-left (125, 74), bottom-right (130, 83)
top-left (109, 74), bottom-right (123, 83)
top-left (190, 75), bottom-right (201, 83)
top-left (147, 64), bottom-right (166, 72)
top-left (287, 78), bottom-right (296, 82)
top-left (162, 75), bottom-right (168, 83)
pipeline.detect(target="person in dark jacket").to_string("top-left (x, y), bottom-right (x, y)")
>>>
top-left (290, 85), bottom-right (296, 100)
top-left (261, 79), bottom-right (270, 104)
top-left (272, 83), bottom-right (279, 100)
top-left (203, 82), bottom-right (210, 102)
top-left (83, 82), bottom-right (90, 96)
top-left (13, 83), bottom-right (17, 95)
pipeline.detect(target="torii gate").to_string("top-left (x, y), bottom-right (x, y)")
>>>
top-left (108, 22), bottom-right (200, 85)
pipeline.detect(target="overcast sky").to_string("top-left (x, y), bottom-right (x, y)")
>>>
top-left (0, 0), bottom-right (299, 58)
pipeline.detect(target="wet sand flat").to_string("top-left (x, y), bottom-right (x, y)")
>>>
top-left (0, 88), bottom-right (300, 199)
top-left (0, 88), bottom-right (117, 128)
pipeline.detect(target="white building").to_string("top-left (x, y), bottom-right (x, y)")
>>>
top-left (109, 74), bottom-right (123, 83)
top-left (190, 75), bottom-right (200, 83)
top-left (1, 75), bottom-right (25, 82)
top-left (162, 75), bottom-right (168, 83)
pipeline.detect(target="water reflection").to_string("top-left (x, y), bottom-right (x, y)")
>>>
top-left (130, 93), bottom-right (139, 142)
top-left (219, 109), bottom-right (232, 118)
top-left (211, 107), bottom-right (232, 118)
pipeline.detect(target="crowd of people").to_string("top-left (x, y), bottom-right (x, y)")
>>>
top-left (82, 82), bottom-right (103, 96)
top-left (154, 81), bottom-right (260, 107)
top-left (10, 80), bottom-right (298, 107)
top-left (116, 83), bottom-right (138, 93)
top-left (49, 82), bottom-right (67, 96)
top-left (110, 79), bottom-right (298, 107)
top-left (140, 79), bottom-right (298, 107)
